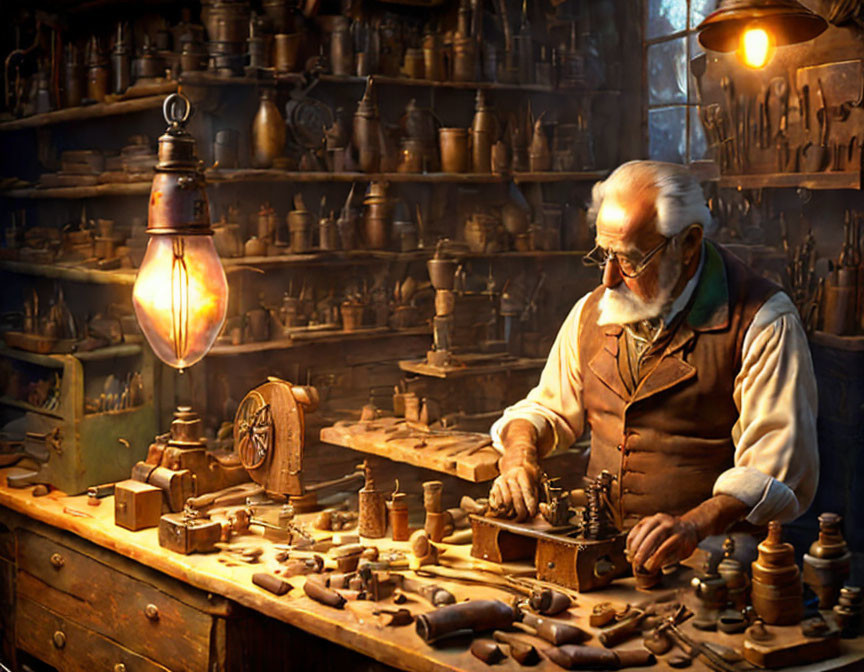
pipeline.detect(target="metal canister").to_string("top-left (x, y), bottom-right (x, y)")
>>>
top-left (110, 23), bottom-right (131, 94)
top-left (319, 212), bottom-right (339, 251)
top-left (274, 33), bottom-right (302, 73)
top-left (353, 77), bottom-right (381, 173)
top-left (288, 205), bottom-right (313, 253)
top-left (439, 128), bottom-right (469, 173)
top-left (363, 181), bottom-right (392, 250)
top-left (330, 16), bottom-right (354, 76)
top-left (86, 37), bottom-right (109, 102)
top-left (398, 138), bottom-right (424, 173)
top-left (403, 48), bottom-right (425, 79)
top-left (452, 35), bottom-right (476, 83)
top-left (470, 90), bottom-right (495, 173)
top-left (482, 42), bottom-right (498, 83)
top-left (251, 87), bottom-right (285, 168)
top-left (213, 128), bottom-right (239, 169)
top-left (180, 40), bottom-right (207, 73)
top-left (63, 44), bottom-right (84, 108)
top-left (423, 32), bottom-right (446, 82)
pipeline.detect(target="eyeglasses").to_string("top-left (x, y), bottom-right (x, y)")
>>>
top-left (582, 237), bottom-right (671, 279)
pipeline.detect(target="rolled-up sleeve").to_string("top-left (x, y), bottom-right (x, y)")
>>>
top-left (490, 294), bottom-right (589, 456)
top-left (715, 292), bottom-right (819, 525)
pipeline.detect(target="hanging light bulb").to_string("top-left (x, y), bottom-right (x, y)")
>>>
top-left (133, 93), bottom-right (227, 371)
top-left (697, 0), bottom-right (827, 70)
top-left (739, 25), bottom-right (775, 68)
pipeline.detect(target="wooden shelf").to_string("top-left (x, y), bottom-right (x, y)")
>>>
top-left (0, 260), bottom-right (137, 285)
top-left (182, 70), bottom-right (617, 97)
top-left (1, 170), bottom-right (605, 198)
top-left (208, 325), bottom-right (430, 356)
top-left (0, 342), bottom-right (142, 364)
top-left (207, 169), bottom-right (607, 185)
top-left (716, 172), bottom-right (862, 191)
top-left (0, 91), bottom-right (176, 132)
top-left (1, 182), bottom-right (151, 199)
top-left (0, 396), bottom-right (63, 420)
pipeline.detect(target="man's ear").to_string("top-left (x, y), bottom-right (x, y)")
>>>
top-left (682, 225), bottom-right (703, 264)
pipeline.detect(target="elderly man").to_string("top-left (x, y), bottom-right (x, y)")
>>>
top-left (489, 161), bottom-right (818, 575)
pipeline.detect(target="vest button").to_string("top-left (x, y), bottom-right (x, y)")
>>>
top-left (616, 444), bottom-right (622, 452)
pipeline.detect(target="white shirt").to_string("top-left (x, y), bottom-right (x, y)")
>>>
top-left (490, 263), bottom-right (819, 527)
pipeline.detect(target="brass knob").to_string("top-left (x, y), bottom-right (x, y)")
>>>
top-left (144, 603), bottom-right (159, 621)
top-left (52, 630), bottom-right (66, 648)
top-left (114, 664), bottom-right (127, 672)
top-left (50, 553), bottom-right (64, 569)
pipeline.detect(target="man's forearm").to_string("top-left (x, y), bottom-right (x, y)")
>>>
top-left (681, 493), bottom-right (750, 539)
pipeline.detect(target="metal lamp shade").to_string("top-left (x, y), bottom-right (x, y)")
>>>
top-left (697, 0), bottom-right (828, 52)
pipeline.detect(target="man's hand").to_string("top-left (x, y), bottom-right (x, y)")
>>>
top-left (626, 494), bottom-right (750, 573)
top-left (626, 513), bottom-right (699, 574)
top-left (488, 420), bottom-right (541, 521)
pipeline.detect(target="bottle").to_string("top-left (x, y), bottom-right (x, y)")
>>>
top-left (251, 87), bottom-right (285, 168)
top-left (358, 461), bottom-right (387, 538)
top-left (803, 512), bottom-right (851, 609)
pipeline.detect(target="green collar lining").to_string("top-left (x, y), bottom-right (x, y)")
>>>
top-left (686, 241), bottom-right (729, 331)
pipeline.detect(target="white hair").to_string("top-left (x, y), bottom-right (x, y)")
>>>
top-left (587, 161), bottom-right (710, 236)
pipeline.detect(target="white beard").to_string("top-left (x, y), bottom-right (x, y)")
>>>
top-left (597, 252), bottom-right (682, 327)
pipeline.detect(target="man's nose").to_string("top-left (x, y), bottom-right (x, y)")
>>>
top-left (603, 258), bottom-right (623, 288)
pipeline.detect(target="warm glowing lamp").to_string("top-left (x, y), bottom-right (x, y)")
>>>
top-left (133, 94), bottom-right (228, 372)
top-left (740, 26), bottom-right (774, 68)
top-left (697, 0), bottom-right (827, 69)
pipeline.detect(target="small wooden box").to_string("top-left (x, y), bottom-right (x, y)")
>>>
top-left (114, 479), bottom-right (162, 531)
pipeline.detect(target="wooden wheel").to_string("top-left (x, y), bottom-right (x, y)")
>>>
top-left (235, 390), bottom-right (273, 471)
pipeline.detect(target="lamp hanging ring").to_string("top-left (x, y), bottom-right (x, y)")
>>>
top-left (163, 92), bottom-right (191, 129)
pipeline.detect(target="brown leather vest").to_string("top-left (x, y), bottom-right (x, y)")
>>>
top-left (578, 242), bottom-right (780, 530)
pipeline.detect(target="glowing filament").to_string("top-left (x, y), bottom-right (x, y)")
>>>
top-left (739, 27), bottom-right (773, 69)
top-left (133, 235), bottom-right (228, 370)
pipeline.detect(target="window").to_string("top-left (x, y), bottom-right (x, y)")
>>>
top-left (645, 0), bottom-right (714, 163)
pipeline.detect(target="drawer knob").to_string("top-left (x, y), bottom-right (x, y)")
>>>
top-left (144, 603), bottom-right (160, 621)
top-left (114, 664), bottom-right (127, 672)
top-left (52, 630), bottom-right (66, 649)
top-left (49, 553), bottom-right (65, 569)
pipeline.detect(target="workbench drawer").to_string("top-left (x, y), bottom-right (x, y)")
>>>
top-left (17, 529), bottom-right (214, 672)
top-left (16, 597), bottom-right (170, 672)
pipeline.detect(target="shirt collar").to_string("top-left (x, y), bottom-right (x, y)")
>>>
top-left (663, 241), bottom-right (705, 327)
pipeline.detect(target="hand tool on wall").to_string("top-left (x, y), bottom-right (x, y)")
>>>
top-left (804, 78), bottom-right (830, 172)
top-left (721, 76), bottom-right (740, 171)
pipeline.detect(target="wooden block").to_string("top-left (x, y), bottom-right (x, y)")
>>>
top-left (114, 479), bottom-right (162, 531)
top-left (743, 623), bottom-right (841, 668)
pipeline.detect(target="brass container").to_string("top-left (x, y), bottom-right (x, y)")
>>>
top-left (274, 33), bottom-right (302, 73)
top-left (398, 138), bottom-right (424, 173)
top-left (803, 512), bottom-right (851, 609)
top-left (180, 41), bottom-right (207, 73)
top-left (491, 140), bottom-right (509, 174)
top-left (110, 23), bottom-right (132, 95)
top-left (470, 90), bottom-right (495, 173)
top-left (319, 212), bottom-right (339, 251)
top-left (452, 35), bottom-right (476, 82)
top-left (423, 33), bottom-right (446, 82)
top-left (353, 78), bottom-right (381, 173)
top-left (288, 208), bottom-right (313, 253)
top-left (209, 0), bottom-right (250, 42)
top-left (363, 182), bottom-right (392, 250)
top-left (213, 128), bottom-right (239, 169)
top-left (341, 301), bottom-right (364, 331)
top-left (751, 521), bottom-right (804, 626)
top-left (337, 209), bottom-right (358, 250)
top-left (251, 88), bottom-right (285, 168)
top-left (63, 44), bottom-right (84, 108)
top-left (439, 128), bottom-right (469, 173)
top-left (403, 48), bottom-right (425, 79)
top-left (263, 0), bottom-right (294, 34)
top-left (330, 17), bottom-right (354, 76)
top-left (257, 203), bottom-right (275, 242)
top-left (213, 223), bottom-right (243, 257)
top-left (87, 38), bottom-right (109, 103)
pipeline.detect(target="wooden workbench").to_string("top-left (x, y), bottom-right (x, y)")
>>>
top-left (1, 467), bottom-right (862, 672)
